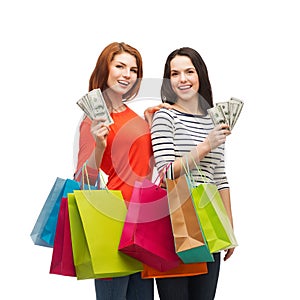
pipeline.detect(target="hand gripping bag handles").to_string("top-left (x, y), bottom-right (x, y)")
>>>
top-left (166, 160), bottom-right (214, 263)
top-left (187, 158), bottom-right (238, 253)
top-left (118, 169), bottom-right (181, 272)
top-left (49, 164), bottom-right (98, 277)
top-left (68, 170), bottom-right (143, 279)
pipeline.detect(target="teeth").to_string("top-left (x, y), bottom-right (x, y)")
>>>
top-left (118, 81), bottom-right (129, 86)
top-left (178, 85), bottom-right (191, 90)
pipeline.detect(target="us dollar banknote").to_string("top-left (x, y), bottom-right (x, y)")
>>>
top-left (210, 97), bottom-right (244, 130)
top-left (77, 88), bottom-right (114, 126)
top-left (229, 97), bottom-right (243, 130)
top-left (207, 105), bottom-right (228, 127)
top-left (216, 101), bottom-right (231, 127)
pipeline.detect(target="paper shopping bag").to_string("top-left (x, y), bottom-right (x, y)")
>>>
top-left (141, 261), bottom-right (207, 279)
top-left (166, 175), bottom-right (214, 263)
top-left (30, 177), bottom-right (68, 247)
top-left (118, 180), bottom-right (180, 272)
top-left (41, 179), bottom-right (82, 247)
top-left (49, 197), bottom-right (76, 277)
top-left (30, 172), bottom-right (98, 248)
top-left (68, 190), bottom-right (143, 279)
top-left (191, 183), bottom-right (238, 253)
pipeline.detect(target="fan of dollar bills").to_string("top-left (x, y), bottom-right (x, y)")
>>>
top-left (76, 88), bottom-right (114, 126)
top-left (207, 97), bottom-right (244, 130)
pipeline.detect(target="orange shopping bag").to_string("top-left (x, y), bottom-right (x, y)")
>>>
top-left (142, 261), bottom-right (207, 279)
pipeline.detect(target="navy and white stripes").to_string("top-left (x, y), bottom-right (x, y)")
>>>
top-left (151, 108), bottom-right (229, 190)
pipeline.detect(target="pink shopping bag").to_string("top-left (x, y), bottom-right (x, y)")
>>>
top-left (49, 197), bottom-right (76, 277)
top-left (118, 179), bottom-right (181, 272)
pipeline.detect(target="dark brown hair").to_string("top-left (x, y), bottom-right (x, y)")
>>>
top-left (161, 47), bottom-right (213, 112)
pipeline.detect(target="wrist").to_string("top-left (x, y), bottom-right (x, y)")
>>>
top-left (196, 140), bottom-right (211, 159)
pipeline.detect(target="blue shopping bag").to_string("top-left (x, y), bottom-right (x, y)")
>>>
top-left (31, 163), bottom-right (100, 248)
top-left (30, 178), bottom-right (81, 247)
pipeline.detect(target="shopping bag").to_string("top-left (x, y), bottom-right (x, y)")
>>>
top-left (166, 175), bottom-right (214, 263)
top-left (30, 165), bottom-right (98, 248)
top-left (191, 183), bottom-right (238, 253)
top-left (30, 177), bottom-right (69, 247)
top-left (49, 166), bottom-right (99, 278)
top-left (49, 197), bottom-right (76, 277)
top-left (41, 179), bottom-right (82, 247)
top-left (68, 189), bottom-right (143, 279)
top-left (118, 179), bottom-right (181, 272)
top-left (141, 261), bottom-right (208, 279)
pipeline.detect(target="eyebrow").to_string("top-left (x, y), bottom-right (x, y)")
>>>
top-left (171, 67), bottom-right (196, 73)
top-left (115, 61), bottom-right (138, 69)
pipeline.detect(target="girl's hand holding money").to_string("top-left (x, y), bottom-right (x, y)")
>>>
top-left (91, 117), bottom-right (110, 149)
top-left (205, 124), bottom-right (231, 151)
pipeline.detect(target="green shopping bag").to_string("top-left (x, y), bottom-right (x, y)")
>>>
top-left (68, 189), bottom-right (143, 280)
top-left (182, 157), bottom-right (238, 254)
top-left (191, 183), bottom-right (238, 253)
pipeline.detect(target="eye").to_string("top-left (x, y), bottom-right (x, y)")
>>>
top-left (116, 64), bottom-right (124, 69)
top-left (131, 68), bottom-right (138, 74)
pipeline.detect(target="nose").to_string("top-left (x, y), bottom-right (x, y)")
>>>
top-left (179, 72), bottom-right (187, 82)
top-left (122, 67), bottom-right (131, 78)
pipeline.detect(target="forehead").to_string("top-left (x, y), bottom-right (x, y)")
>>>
top-left (170, 55), bottom-right (194, 70)
top-left (111, 52), bottom-right (137, 67)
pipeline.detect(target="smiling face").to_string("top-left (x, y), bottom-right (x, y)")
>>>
top-left (106, 52), bottom-right (138, 99)
top-left (170, 55), bottom-right (199, 103)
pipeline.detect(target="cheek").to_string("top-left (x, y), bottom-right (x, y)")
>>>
top-left (107, 70), bottom-right (119, 87)
top-left (131, 74), bottom-right (138, 84)
top-left (194, 81), bottom-right (199, 90)
top-left (106, 76), bottom-right (113, 88)
top-left (170, 78), bottom-right (178, 90)
top-left (190, 75), bottom-right (199, 89)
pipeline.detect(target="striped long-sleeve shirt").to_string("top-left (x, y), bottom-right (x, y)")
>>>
top-left (151, 108), bottom-right (229, 190)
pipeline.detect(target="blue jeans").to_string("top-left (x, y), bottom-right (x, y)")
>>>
top-left (95, 272), bottom-right (154, 300)
top-left (156, 253), bottom-right (221, 300)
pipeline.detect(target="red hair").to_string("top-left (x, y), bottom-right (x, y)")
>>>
top-left (89, 42), bottom-right (143, 101)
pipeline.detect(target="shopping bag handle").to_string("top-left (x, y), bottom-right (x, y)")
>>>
top-left (75, 162), bottom-right (103, 190)
top-left (181, 156), bottom-right (208, 185)
top-left (153, 162), bottom-right (172, 186)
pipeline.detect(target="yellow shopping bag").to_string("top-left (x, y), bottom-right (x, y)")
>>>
top-left (68, 189), bottom-right (143, 280)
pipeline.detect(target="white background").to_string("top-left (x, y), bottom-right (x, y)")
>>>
top-left (1, 0), bottom-right (299, 299)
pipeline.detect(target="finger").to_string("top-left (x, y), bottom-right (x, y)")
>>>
top-left (97, 122), bottom-right (110, 131)
top-left (220, 129), bottom-right (229, 136)
top-left (98, 126), bottom-right (110, 135)
top-left (161, 103), bottom-right (172, 109)
top-left (220, 124), bottom-right (230, 130)
top-left (92, 124), bottom-right (109, 137)
top-left (224, 248), bottom-right (234, 261)
top-left (93, 117), bottom-right (107, 124)
top-left (213, 124), bottom-right (222, 131)
top-left (92, 123), bottom-right (110, 135)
